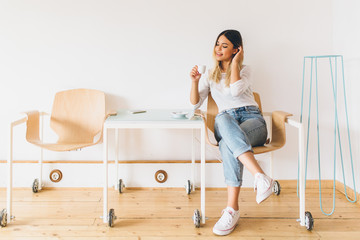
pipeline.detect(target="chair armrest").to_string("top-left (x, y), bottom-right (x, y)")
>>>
top-left (194, 110), bottom-right (219, 148)
top-left (272, 111), bottom-right (293, 121)
top-left (10, 111), bottom-right (49, 127)
top-left (262, 111), bottom-right (292, 119)
top-left (272, 111), bottom-right (293, 132)
top-left (267, 111), bottom-right (293, 149)
top-left (10, 115), bottom-right (27, 127)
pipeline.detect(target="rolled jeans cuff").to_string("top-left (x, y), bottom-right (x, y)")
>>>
top-left (225, 179), bottom-right (243, 187)
top-left (232, 145), bottom-right (253, 159)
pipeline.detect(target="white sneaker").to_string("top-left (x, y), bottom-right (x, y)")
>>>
top-left (254, 173), bottom-right (275, 204)
top-left (213, 207), bottom-right (240, 236)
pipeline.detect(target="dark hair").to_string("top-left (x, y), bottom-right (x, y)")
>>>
top-left (210, 30), bottom-right (244, 86)
top-left (215, 29), bottom-right (243, 52)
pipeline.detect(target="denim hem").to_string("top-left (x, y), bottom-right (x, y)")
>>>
top-left (225, 180), bottom-right (243, 187)
top-left (232, 145), bottom-right (253, 159)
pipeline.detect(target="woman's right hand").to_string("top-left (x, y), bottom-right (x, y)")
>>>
top-left (190, 65), bottom-right (201, 83)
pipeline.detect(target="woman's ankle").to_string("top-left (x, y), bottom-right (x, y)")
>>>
top-left (227, 205), bottom-right (239, 211)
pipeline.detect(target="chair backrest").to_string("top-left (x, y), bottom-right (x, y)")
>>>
top-left (206, 91), bottom-right (262, 133)
top-left (50, 89), bottom-right (105, 144)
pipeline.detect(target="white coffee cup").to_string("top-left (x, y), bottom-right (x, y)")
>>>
top-left (198, 65), bottom-right (206, 74)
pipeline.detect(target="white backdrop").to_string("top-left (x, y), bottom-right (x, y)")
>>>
top-left (1, 0), bottom-right (352, 189)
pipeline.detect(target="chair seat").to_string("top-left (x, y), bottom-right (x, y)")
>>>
top-left (28, 140), bottom-right (96, 152)
top-left (253, 144), bottom-right (282, 154)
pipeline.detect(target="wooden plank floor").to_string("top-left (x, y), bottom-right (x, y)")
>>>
top-left (1, 185), bottom-right (360, 239)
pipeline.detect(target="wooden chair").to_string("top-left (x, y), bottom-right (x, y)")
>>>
top-left (204, 92), bottom-right (292, 152)
top-left (2, 89), bottom-right (114, 227)
top-left (25, 89), bottom-right (106, 151)
top-left (195, 92), bottom-right (292, 193)
top-left (15, 89), bottom-right (110, 192)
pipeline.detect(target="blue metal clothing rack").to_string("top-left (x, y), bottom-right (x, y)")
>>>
top-left (298, 55), bottom-right (357, 216)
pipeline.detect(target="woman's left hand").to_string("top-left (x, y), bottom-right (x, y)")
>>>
top-left (232, 46), bottom-right (244, 64)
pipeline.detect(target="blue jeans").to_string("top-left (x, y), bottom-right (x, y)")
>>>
top-left (214, 106), bottom-right (267, 187)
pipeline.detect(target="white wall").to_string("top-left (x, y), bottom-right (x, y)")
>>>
top-left (0, 0), bottom-right (334, 188)
top-left (332, 0), bottom-right (360, 193)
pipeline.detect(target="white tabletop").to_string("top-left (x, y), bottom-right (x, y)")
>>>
top-left (105, 109), bottom-right (203, 128)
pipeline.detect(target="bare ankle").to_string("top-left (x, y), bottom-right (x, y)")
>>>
top-left (227, 205), bottom-right (239, 211)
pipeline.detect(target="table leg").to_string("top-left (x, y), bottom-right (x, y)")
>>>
top-left (200, 125), bottom-right (206, 224)
top-left (115, 129), bottom-right (119, 190)
top-left (103, 127), bottom-right (108, 223)
top-left (39, 114), bottom-right (44, 191)
top-left (299, 124), bottom-right (305, 226)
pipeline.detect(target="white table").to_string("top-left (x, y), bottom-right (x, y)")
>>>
top-left (102, 109), bottom-right (206, 226)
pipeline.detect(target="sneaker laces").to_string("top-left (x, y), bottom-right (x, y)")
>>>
top-left (254, 174), bottom-right (271, 192)
top-left (254, 177), bottom-right (258, 191)
top-left (219, 209), bottom-right (234, 227)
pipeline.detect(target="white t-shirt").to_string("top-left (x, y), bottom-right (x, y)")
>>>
top-left (192, 65), bottom-right (258, 112)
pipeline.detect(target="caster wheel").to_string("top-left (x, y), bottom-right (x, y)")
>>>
top-left (108, 208), bottom-right (116, 227)
top-left (193, 209), bottom-right (201, 228)
top-left (118, 179), bottom-right (125, 194)
top-left (0, 209), bottom-right (7, 227)
top-left (305, 211), bottom-right (314, 231)
top-left (185, 180), bottom-right (192, 195)
top-left (32, 178), bottom-right (39, 193)
top-left (273, 180), bottom-right (281, 196)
